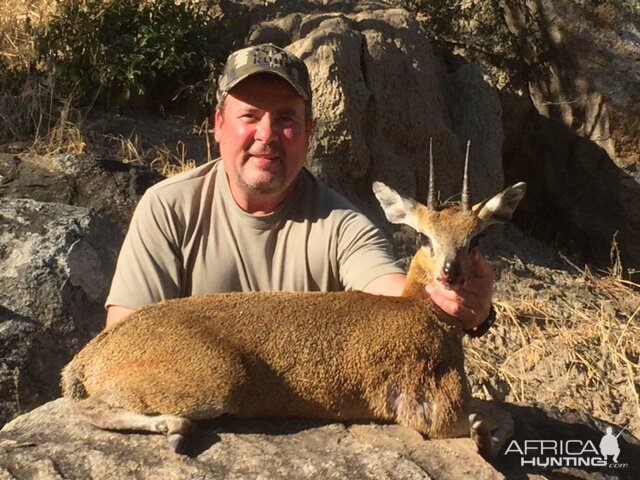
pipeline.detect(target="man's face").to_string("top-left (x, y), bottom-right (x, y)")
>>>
top-left (214, 74), bottom-right (312, 201)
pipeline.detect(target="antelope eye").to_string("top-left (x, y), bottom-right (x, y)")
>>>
top-left (418, 232), bottom-right (432, 248)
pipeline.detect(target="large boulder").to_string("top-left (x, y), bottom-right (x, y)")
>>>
top-left (0, 198), bottom-right (119, 426)
top-left (0, 152), bottom-right (162, 236)
top-left (0, 150), bottom-right (162, 427)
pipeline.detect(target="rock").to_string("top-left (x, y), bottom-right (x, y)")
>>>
top-left (0, 199), bottom-right (120, 426)
top-left (0, 399), bottom-right (468, 479)
top-left (501, 0), bottom-right (640, 271)
top-left (1, 399), bottom-right (637, 479)
top-left (0, 152), bottom-right (162, 236)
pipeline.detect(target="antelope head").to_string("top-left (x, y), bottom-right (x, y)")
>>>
top-left (373, 140), bottom-right (526, 292)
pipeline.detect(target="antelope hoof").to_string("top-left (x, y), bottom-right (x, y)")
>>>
top-left (469, 412), bottom-right (513, 459)
top-left (154, 415), bottom-right (193, 452)
top-left (167, 433), bottom-right (186, 452)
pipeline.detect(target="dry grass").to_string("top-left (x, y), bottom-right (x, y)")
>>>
top-left (1, 2), bottom-right (202, 170)
top-left (114, 133), bottom-right (196, 177)
top-left (467, 244), bottom-right (640, 437)
top-left (149, 141), bottom-right (197, 177)
top-left (30, 99), bottom-right (86, 155)
top-left (0, 72), bottom-right (53, 144)
top-left (0, 1), bottom-right (73, 147)
top-left (0, 0), bottom-right (58, 69)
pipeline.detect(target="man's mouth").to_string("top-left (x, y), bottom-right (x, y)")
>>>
top-left (247, 151), bottom-right (282, 166)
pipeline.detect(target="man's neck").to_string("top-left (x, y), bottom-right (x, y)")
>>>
top-left (226, 174), bottom-right (298, 216)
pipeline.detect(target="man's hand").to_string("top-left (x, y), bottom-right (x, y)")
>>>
top-left (425, 250), bottom-right (494, 330)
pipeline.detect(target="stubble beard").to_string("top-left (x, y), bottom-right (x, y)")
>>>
top-left (237, 154), bottom-right (288, 195)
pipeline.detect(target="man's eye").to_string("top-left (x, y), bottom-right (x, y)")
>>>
top-left (277, 115), bottom-right (296, 126)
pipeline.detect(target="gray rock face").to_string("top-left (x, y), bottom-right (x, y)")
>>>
top-left (0, 400), bottom-right (429, 479)
top-left (0, 399), bottom-right (496, 479)
top-left (0, 152), bottom-right (162, 236)
top-left (0, 199), bottom-right (119, 426)
top-left (2, 399), bottom-right (638, 479)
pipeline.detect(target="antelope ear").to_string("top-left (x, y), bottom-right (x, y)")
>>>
top-left (372, 182), bottom-right (420, 230)
top-left (473, 182), bottom-right (527, 229)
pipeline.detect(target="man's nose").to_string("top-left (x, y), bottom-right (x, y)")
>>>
top-left (255, 115), bottom-right (277, 142)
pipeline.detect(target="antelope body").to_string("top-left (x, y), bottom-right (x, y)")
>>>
top-left (62, 150), bottom-right (526, 456)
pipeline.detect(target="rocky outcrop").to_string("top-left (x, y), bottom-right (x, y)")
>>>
top-left (0, 198), bottom-right (119, 426)
top-left (0, 152), bottom-right (162, 235)
top-left (1, 398), bottom-right (638, 479)
top-left (0, 150), bottom-right (163, 426)
top-left (500, 0), bottom-right (640, 271)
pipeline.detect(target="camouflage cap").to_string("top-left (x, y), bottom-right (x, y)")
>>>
top-left (216, 44), bottom-right (311, 104)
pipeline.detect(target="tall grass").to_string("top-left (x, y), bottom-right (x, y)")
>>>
top-left (0, 0), bottom-right (57, 69)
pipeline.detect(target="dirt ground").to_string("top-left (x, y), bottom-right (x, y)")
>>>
top-left (465, 225), bottom-right (640, 440)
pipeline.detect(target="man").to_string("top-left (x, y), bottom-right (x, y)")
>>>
top-left (599, 426), bottom-right (621, 463)
top-left (105, 44), bottom-right (494, 333)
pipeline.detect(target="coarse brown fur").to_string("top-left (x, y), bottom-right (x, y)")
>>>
top-left (61, 180), bottom-right (527, 456)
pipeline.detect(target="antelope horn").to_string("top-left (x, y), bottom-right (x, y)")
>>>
top-left (461, 140), bottom-right (471, 212)
top-left (428, 137), bottom-right (436, 210)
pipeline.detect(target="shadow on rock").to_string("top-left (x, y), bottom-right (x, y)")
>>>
top-left (492, 403), bottom-right (640, 480)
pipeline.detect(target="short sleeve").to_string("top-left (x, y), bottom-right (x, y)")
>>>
top-left (336, 211), bottom-right (405, 291)
top-left (105, 190), bottom-right (184, 309)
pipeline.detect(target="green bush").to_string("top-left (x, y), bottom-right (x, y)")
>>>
top-left (36, 0), bottom-right (225, 111)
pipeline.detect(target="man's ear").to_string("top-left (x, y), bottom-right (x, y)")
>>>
top-left (473, 182), bottom-right (527, 229)
top-left (214, 109), bottom-right (224, 143)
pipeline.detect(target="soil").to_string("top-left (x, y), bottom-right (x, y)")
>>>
top-left (466, 225), bottom-right (640, 440)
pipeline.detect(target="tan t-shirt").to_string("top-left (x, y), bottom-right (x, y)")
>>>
top-left (106, 160), bottom-right (404, 309)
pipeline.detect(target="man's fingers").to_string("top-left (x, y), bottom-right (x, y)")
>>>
top-left (427, 283), bottom-right (480, 308)
top-left (427, 285), bottom-right (478, 329)
top-left (471, 250), bottom-right (495, 283)
top-left (427, 286), bottom-right (490, 330)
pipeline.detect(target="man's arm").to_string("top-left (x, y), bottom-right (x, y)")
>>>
top-left (362, 250), bottom-right (494, 330)
top-left (362, 273), bottom-right (406, 296)
top-left (104, 188), bottom-right (185, 330)
top-left (106, 253), bottom-right (492, 329)
top-left (105, 305), bottom-right (135, 328)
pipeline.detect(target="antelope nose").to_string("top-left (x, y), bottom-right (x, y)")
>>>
top-left (443, 261), bottom-right (461, 284)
